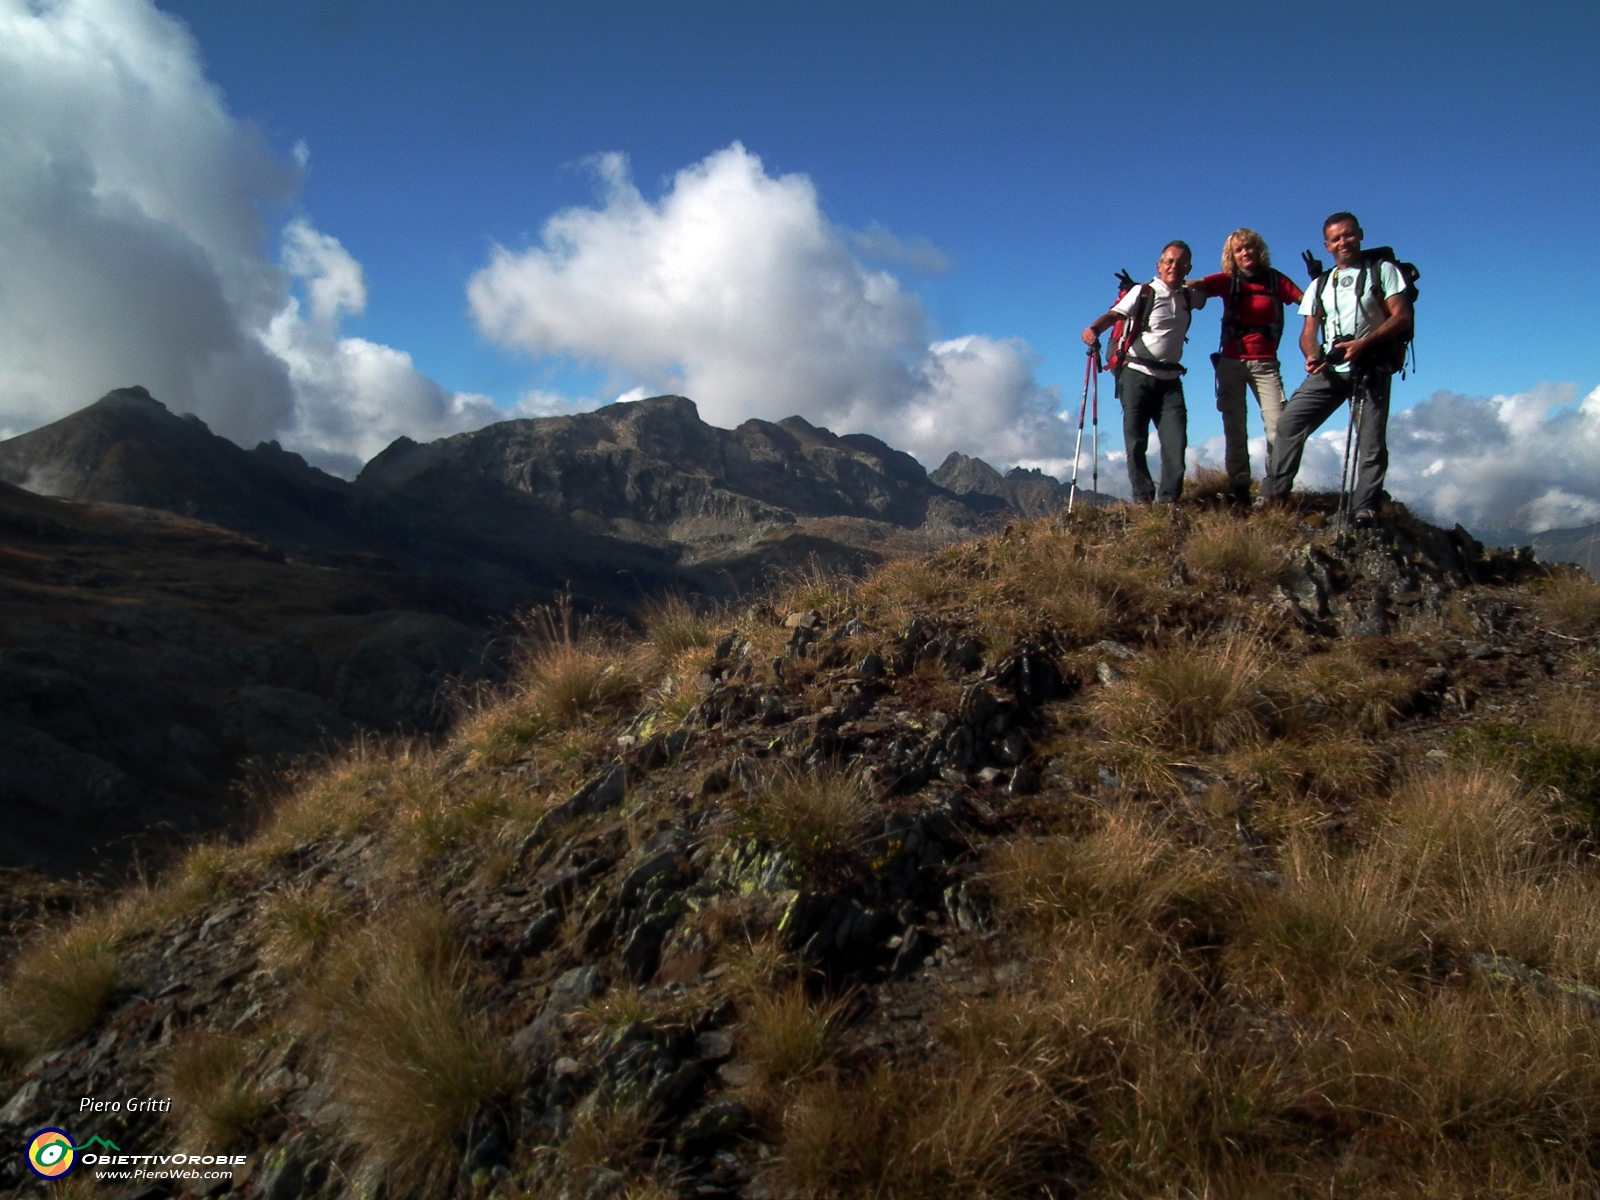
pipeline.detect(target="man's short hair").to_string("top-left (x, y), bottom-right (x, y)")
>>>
top-left (1322, 212), bottom-right (1361, 234)
top-left (1161, 240), bottom-right (1192, 260)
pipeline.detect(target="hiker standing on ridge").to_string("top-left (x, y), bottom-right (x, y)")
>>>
top-left (1258, 213), bottom-right (1413, 522)
top-left (1082, 241), bottom-right (1206, 504)
top-left (1192, 230), bottom-right (1303, 505)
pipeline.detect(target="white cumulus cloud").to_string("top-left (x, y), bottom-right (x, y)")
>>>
top-left (1386, 383), bottom-right (1600, 533)
top-left (264, 220), bottom-right (500, 475)
top-left (467, 144), bottom-right (1066, 468)
top-left (0, 0), bottom-right (497, 475)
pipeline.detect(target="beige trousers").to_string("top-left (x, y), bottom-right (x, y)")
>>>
top-left (1214, 356), bottom-right (1287, 492)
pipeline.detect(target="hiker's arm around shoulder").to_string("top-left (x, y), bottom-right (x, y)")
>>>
top-left (1299, 314), bottom-right (1325, 374)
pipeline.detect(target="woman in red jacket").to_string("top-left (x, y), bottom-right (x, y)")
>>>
top-left (1193, 230), bottom-right (1304, 504)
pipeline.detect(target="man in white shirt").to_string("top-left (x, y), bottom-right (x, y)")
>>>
top-left (1258, 213), bottom-right (1413, 521)
top-left (1082, 241), bottom-right (1207, 503)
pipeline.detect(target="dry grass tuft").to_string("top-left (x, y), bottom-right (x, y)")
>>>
top-left (1228, 836), bottom-right (1417, 1010)
top-left (1321, 988), bottom-right (1600, 1156)
top-left (1534, 569), bottom-right (1600, 635)
top-left (161, 1030), bottom-right (272, 1148)
top-left (1290, 645), bottom-right (1416, 734)
top-left (1186, 463), bottom-right (1237, 504)
top-left (258, 735), bottom-right (431, 850)
top-left (1184, 509), bottom-right (1293, 592)
top-left (1380, 766), bottom-right (1553, 890)
top-left (460, 601), bottom-right (642, 766)
top-left (260, 883), bottom-right (348, 971)
top-left (0, 914), bottom-right (123, 1055)
top-left (1094, 635), bottom-right (1277, 752)
top-left (718, 935), bottom-right (796, 999)
top-left (579, 983), bottom-right (694, 1035)
top-left (559, 1099), bottom-right (654, 1181)
top-left (311, 900), bottom-right (515, 1195)
top-left (995, 525), bottom-right (1149, 641)
top-left (862, 558), bottom-right (956, 615)
top-left (640, 593), bottom-right (717, 660)
top-left (519, 641), bottom-right (640, 730)
top-left (769, 1056), bottom-right (1070, 1200)
top-left (392, 770), bottom-right (517, 863)
top-left (1538, 690), bottom-right (1600, 750)
top-left (735, 766), bottom-right (878, 885)
top-left (778, 559), bottom-right (853, 615)
top-left (737, 983), bottom-right (849, 1092)
top-left (989, 809), bottom-right (1216, 945)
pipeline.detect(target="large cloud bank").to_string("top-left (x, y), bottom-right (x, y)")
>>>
top-left (467, 146), bottom-right (1068, 468)
top-left (1188, 382), bottom-right (1600, 533)
top-left (0, 0), bottom-right (495, 474)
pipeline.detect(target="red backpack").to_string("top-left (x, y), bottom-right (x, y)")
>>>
top-left (1103, 270), bottom-right (1150, 376)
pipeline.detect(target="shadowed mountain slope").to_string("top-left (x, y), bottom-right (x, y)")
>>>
top-left (0, 480), bottom-right (507, 874)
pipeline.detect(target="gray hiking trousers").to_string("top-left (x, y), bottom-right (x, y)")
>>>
top-left (1117, 368), bottom-right (1187, 503)
top-left (1261, 368), bottom-right (1392, 513)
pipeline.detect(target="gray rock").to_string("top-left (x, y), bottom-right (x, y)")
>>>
top-left (532, 761), bottom-right (627, 839)
top-left (1096, 661), bottom-right (1127, 686)
top-left (511, 966), bottom-right (602, 1055)
top-left (693, 1030), bottom-right (735, 1061)
top-left (675, 1100), bottom-right (753, 1151)
top-left (0, 1078), bottom-right (41, 1125)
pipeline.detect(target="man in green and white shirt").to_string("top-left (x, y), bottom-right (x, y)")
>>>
top-left (1258, 212), bottom-right (1413, 522)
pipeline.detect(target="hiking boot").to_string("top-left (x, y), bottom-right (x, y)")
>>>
top-left (1352, 508), bottom-right (1380, 528)
top-left (1253, 493), bottom-right (1289, 513)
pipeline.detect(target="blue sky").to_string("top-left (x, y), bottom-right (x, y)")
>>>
top-left (3, 0), bottom-right (1598, 530)
top-left (153, 0), bottom-right (1597, 406)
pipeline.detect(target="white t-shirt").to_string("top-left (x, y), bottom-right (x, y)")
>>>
top-left (1112, 280), bottom-right (1206, 379)
top-left (1300, 260), bottom-right (1406, 375)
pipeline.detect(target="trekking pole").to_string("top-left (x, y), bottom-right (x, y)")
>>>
top-left (1067, 339), bottom-right (1099, 514)
top-left (1091, 341), bottom-right (1101, 501)
top-left (1336, 385), bottom-right (1365, 546)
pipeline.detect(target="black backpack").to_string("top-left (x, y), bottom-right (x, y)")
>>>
top-left (1301, 246), bottom-right (1421, 376)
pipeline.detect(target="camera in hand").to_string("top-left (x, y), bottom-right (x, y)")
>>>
top-left (1325, 335), bottom-right (1356, 365)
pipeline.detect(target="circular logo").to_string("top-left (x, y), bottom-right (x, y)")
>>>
top-left (27, 1129), bottom-right (76, 1179)
top-left (1339, 274), bottom-right (1354, 288)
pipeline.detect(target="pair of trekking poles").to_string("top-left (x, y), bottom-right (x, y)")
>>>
top-left (1334, 374), bottom-right (1370, 546)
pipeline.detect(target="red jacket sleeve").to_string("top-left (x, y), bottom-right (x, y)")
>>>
top-left (1195, 273), bottom-right (1230, 298)
top-left (1277, 272), bottom-right (1304, 305)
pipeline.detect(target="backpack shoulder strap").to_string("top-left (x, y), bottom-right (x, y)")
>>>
top-left (1134, 283), bottom-right (1156, 331)
top-left (1310, 270), bottom-right (1332, 327)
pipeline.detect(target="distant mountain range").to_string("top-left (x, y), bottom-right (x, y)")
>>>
top-left (0, 387), bottom-right (1105, 872)
top-left (1472, 522), bottom-right (1600, 575)
top-left (0, 388), bottom-right (1110, 616)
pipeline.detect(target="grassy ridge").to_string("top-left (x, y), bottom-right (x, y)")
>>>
top-left (6, 498), bottom-right (1600, 1198)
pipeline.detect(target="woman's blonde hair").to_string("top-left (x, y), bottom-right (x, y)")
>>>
top-left (1221, 228), bottom-right (1271, 274)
